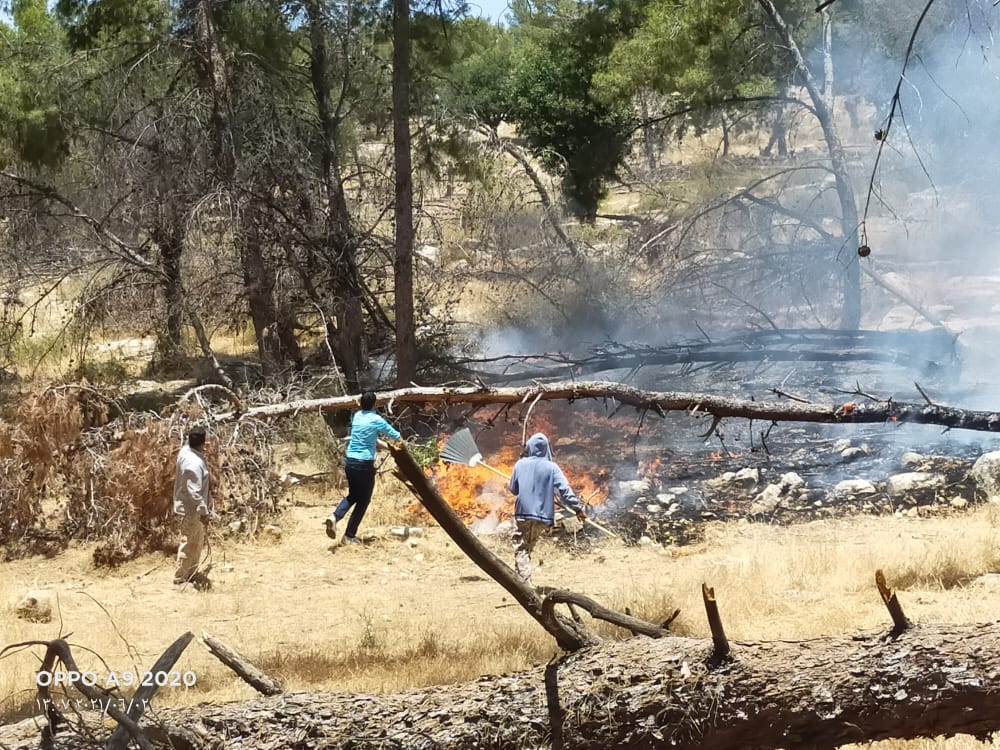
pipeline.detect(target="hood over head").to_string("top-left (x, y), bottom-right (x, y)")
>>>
top-left (525, 432), bottom-right (553, 460)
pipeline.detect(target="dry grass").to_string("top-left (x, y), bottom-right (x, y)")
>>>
top-left (3, 498), bottom-right (1000, 750)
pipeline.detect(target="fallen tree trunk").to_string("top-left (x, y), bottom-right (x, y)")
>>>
top-left (5, 622), bottom-right (1000, 749)
top-left (215, 380), bottom-right (1000, 434)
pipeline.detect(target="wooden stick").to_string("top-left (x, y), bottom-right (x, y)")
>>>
top-left (201, 632), bottom-right (284, 696)
top-left (107, 632), bottom-right (195, 749)
top-left (702, 583), bottom-right (731, 660)
top-left (876, 569), bottom-right (911, 634)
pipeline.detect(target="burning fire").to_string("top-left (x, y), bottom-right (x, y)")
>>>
top-left (409, 439), bottom-right (609, 524)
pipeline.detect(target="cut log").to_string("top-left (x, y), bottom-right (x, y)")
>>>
top-left (5, 623), bottom-right (1000, 749)
top-left (214, 380), bottom-right (1000, 434)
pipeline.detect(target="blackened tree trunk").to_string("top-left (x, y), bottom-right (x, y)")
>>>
top-left (392, 0), bottom-right (417, 388)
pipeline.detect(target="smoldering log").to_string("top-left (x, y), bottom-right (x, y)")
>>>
top-left (5, 623), bottom-right (1000, 750)
top-left (214, 380), bottom-right (1000, 434)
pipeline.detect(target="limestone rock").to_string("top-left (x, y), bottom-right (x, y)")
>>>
top-left (749, 484), bottom-right (784, 515)
top-left (887, 472), bottom-right (945, 498)
top-left (900, 451), bottom-right (926, 468)
top-left (833, 479), bottom-right (877, 497)
top-left (970, 451), bottom-right (1000, 500)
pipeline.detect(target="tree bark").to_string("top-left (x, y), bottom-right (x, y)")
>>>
top-left (307, 0), bottom-right (366, 392)
top-left (392, 0), bottom-right (417, 388)
top-left (212, 380), bottom-right (1000, 434)
top-left (7, 623), bottom-right (1000, 749)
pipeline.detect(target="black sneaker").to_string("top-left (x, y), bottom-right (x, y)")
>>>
top-left (325, 517), bottom-right (337, 540)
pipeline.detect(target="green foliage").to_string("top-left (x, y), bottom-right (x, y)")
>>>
top-left (595, 0), bottom-right (789, 110)
top-left (405, 437), bottom-right (440, 470)
top-left (0, 0), bottom-right (72, 167)
top-left (54, 0), bottom-right (168, 49)
top-left (441, 18), bottom-right (511, 128)
top-left (503, 2), bottom-right (638, 220)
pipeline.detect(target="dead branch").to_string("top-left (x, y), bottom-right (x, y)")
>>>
top-left (200, 632), bottom-right (283, 696)
top-left (540, 590), bottom-right (675, 638)
top-left (213, 380), bottom-right (1000, 435)
top-left (2, 633), bottom-right (193, 750)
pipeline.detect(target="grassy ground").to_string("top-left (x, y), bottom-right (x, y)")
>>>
top-left (3, 480), bottom-right (1000, 748)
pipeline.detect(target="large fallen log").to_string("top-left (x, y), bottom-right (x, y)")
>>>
top-left (4, 622), bottom-right (1000, 749)
top-left (214, 380), bottom-right (1000, 433)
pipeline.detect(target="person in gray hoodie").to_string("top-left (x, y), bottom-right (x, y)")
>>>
top-left (508, 432), bottom-right (587, 584)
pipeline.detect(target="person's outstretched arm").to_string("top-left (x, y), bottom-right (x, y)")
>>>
top-left (552, 466), bottom-right (585, 518)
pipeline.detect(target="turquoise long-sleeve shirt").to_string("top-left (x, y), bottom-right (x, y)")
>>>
top-left (345, 410), bottom-right (401, 461)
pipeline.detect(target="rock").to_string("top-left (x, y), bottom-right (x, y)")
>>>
top-left (637, 535), bottom-right (655, 546)
top-left (887, 472), bottom-right (945, 498)
top-left (413, 553), bottom-right (425, 562)
top-left (407, 527), bottom-right (424, 538)
top-left (950, 497), bottom-right (969, 509)
top-left (749, 484), bottom-right (783, 515)
top-left (645, 504), bottom-right (662, 514)
top-left (617, 479), bottom-right (652, 497)
top-left (779, 472), bottom-right (805, 491)
top-left (833, 479), bottom-right (877, 497)
top-left (555, 515), bottom-right (584, 533)
top-left (841, 447), bottom-right (867, 461)
top-left (667, 503), bottom-right (680, 516)
top-left (15, 590), bottom-right (53, 623)
top-left (900, 451), bottom-right (926, 468)
top-left (832, 439), bottom-right (852, 453)
top-left (228, 520), bottom-right (245, 534)
top-left (973, 572), bottom-right (1000, 588)
top-left (732, 467), bottom-right (760, 487)
top-left (970, 451), bottom-right (1000, 500)
top-left (656, 493), bottom-right (675, 504)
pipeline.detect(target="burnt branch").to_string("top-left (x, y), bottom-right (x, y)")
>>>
top-left (876, 570), bottom-right (911, 636)
top-left (702, 583), bottom-right (731, 661)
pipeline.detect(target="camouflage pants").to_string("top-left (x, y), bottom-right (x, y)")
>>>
top-left (512, 519), bottom-right (548, 583)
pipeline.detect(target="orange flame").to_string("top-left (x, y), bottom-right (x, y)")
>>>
top-left (409, 440), bottom-right (609, 524)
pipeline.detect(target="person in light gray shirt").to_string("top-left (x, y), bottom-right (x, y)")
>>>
top-left (173, 427), bottom-right (210, 586)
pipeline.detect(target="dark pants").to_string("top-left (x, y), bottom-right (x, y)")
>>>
top-left (334, 458), bottom-right (377, 538)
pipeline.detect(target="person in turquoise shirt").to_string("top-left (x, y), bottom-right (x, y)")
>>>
top-left (326, 391), bottom-right (402, 544)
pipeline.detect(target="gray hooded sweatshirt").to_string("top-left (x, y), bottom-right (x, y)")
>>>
top-left (508, 433), bottom-right (583, 524)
